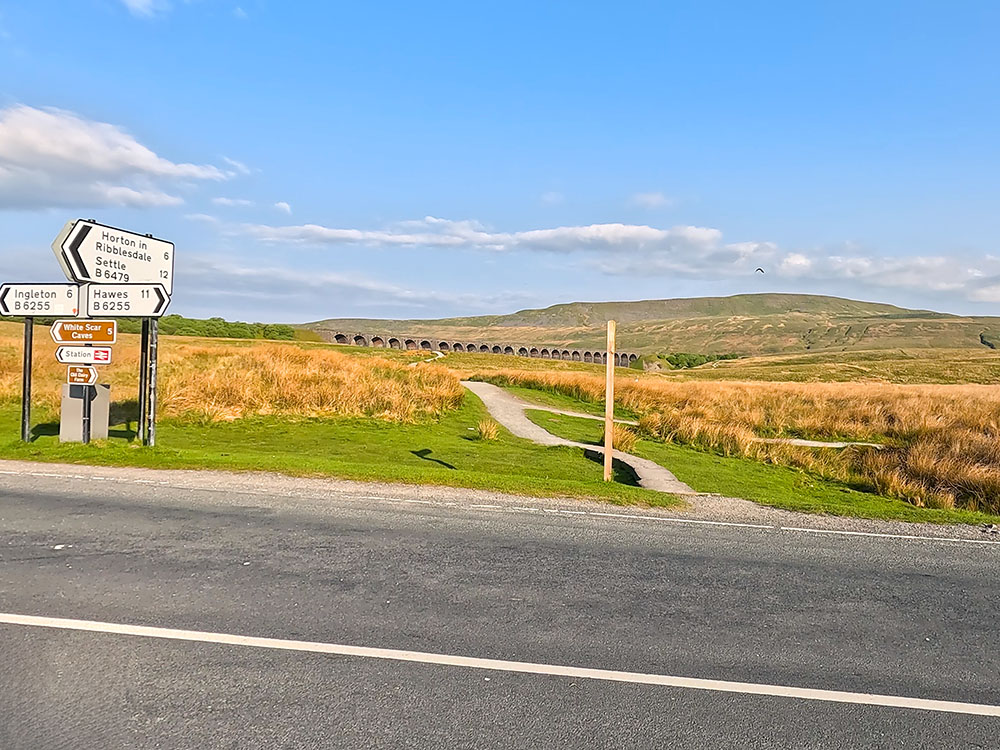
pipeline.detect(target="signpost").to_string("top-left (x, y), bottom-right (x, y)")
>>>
top-left (86, 283), bottom-right (170, 317)
top-left (56, 346), bottom-right (113, 365)
top-left (50, 319), bottom-right (117, 344)
top-left (52, 219), bottom-right (175, 295)
top-left (67, 365), bottom-right (98, 385)
top-left (21, 318), bottom-right (32, 442)
top-left (5, 218), bottom-right (172, 446)
top-left (0, 283), bottom-right (80, 317)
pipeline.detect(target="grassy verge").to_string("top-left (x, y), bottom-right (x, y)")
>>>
top-left (499, 384), bottom-right (638, 420)
top-left (0, 394), bottom-right (679, 509)
top-left (524, 409), bottom-right (1000, 525)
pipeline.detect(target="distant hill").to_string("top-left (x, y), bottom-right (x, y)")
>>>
top-left (303, 293), bottom-right (1000, 355)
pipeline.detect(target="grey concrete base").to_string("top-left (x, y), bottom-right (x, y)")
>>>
top-left (60, 384), bottom-right (110, 443)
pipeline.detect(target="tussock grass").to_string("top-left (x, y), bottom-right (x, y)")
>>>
top-left (602, 423), bottom-right (638, 453)
top-left (0, 323), bottom-right (462, 422)
top-left (476, 369), bottom-right (1000, 514)
top-left (476, 419), bottom-right (500, 441)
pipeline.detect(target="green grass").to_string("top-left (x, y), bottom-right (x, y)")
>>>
top-left (443, 350), bottom-right (617, 374)
top-left (0, 394), bottom-right (679, 509)
top-left (499, 384), bottom-right (638, 420)
top-left (523, 408), bottom-right (1000, 525)
top-left (661, 348), bottom-right (1000, 384)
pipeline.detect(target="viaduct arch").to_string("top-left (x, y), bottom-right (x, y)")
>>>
top-left (325, 332), bottom-right (640, 367)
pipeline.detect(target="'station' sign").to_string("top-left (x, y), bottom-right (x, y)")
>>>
top-left (86, 283), bottom-right (170, 317)
top-left (0, 283), bottom-right (80, 317)
top-left (50, 319), bottom-right (117, 344)
top-left (56, 346), bottom-right (112, 365)
top-left (3, 216), bottom-right (176, 447)
top-left (52, 219), bottom-right (175, 295)
top-left (67, 365), bottom-right (98, 385)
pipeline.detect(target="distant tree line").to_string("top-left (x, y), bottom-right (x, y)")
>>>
top-left (660, 352), bottom-right (740, 369)
top-left (3, 314), bottom-right (296, 341)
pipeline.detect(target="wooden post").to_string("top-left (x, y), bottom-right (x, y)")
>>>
top-left (21, 317), bottom-right (33, 442)
top-left (604, 320), bottom-right (616, 481)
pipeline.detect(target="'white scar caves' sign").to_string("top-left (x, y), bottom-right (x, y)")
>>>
top-left (52, 220), bottom-right (175, 295)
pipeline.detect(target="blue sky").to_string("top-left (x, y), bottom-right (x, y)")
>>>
top-left (1, 0), bottom-right (999, 322)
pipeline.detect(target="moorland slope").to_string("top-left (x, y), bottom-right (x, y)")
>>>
top-left (306, 293), bottom-right (1000, 355)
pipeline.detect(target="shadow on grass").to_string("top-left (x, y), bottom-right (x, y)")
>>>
top-left (31, 420), bottom-right (138, 442)
top-left (29, 396), bottom-right (141, 442)
top-left (411, 448), bottom-right (457, 470)
top-left (30, 422), bottom-right (59, 442)
top-left (583, 449), bottom-right (641, 487)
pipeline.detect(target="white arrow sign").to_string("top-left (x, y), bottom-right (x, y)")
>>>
top-left (67, 365), bottom-right (99, 385)
top-left (0, 283), bottom-right (81, 317)
top-left (56, 346), bottom-right (113, 365)
top-left (86, 283), bottom-right (171, 317)
top-left (52, 220), bottom-right (174, 295)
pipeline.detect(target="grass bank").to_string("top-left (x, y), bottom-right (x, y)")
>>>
top-left (0, 322), bottom-right (439, 421)
top-left (523, 409), bottom-right (1000, 525)
top-left (476, 370), bottom-right (1000, 514)
top-left (0, 394), bottom-right (679, 509)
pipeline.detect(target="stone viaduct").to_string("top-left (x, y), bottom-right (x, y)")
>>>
top-left (329, 333), bottom-right (640, 367)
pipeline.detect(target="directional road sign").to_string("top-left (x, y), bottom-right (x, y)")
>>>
top-left (52, 219), bottom-right (174, 295)
top-left (50, 319), bottom-right (117, 344)
top-left (67, 365), bottom-right (98, 385)
top-left (56, 346), bottom-right (112, 365)
top-left (86, 283), bottom-right (170, 317)
top-left (0, 283), bottom-right (80, 317)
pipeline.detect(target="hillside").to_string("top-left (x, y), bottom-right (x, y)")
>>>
top-left (304, 293), bottom-right (1000, 355)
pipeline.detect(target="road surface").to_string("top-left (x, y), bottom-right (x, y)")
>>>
top-left (1, 464), bottom-right (998, 748)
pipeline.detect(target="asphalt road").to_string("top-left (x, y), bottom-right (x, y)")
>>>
top-left (1, 468), bottom-right (998, 748)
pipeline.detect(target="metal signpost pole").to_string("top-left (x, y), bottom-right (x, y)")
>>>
top-left (138, 318), bottom-right (150, 443)
top-left (147, 318), bottom-right (158, 447)
top-left (46, 219), bottom-right (172, 447)
top-left (21, 317), bottom-right (33, 442)
top-left (604, 320), bottom-right (616, 482)
top-left (81, 345), bottom-right (92, 445)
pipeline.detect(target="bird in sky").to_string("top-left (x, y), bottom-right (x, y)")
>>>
top-left (755, 267), bottom-right (765, 274)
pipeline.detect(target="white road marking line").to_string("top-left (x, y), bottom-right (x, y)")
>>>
top-left (1, 611), bottom-right (997, 717)
top-left (3, 467), bottom-right (997, 547)
top-left (587, 510), bottom-right (774, 530)
top-left (780, 526), bottom-right (1000, 546)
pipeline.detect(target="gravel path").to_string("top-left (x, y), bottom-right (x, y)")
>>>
top-left (493, 389), bottom-right (882, 450)
top-left (464, 381), bottom-right (696, 496)
top-left (461, 381), bottom-right (973, 532)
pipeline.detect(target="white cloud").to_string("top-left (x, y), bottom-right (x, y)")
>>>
top-left (120, 0), bottom-right (169, 18)
top-left (213, 197), bottom-right (254, 207)
top-left (630, 192), bottom-right (672, 209)
top-left (184, 213), bottom-right (221, 224)
top-left (779, 253), bottom-right (812, 274)
top-left (221, 157), bottom-right (252, 176)
top-left (234, 6), bottom-right (248, 20)
top-left (0, 104), bottom-right (230, 210)
top-left (540, 191), bottom-right (564, 205)
top-left (274, 201), bottom-right (292, 214)
top-left (180, 256), bottom-right (537, 317)
top-left (240, 214), bottom-right (1000, 301)
top-left (244, 216), bottom-right (723, 256)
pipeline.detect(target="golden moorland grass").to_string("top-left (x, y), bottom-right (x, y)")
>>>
top-left (0, 323), bottom-right (462, 422)
top-left (602, 423), bottom-right (638, 453)
top-left (476, 419), bottom-right (500, 441)
top-left (475, 369), bottom-right (1000, 514)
